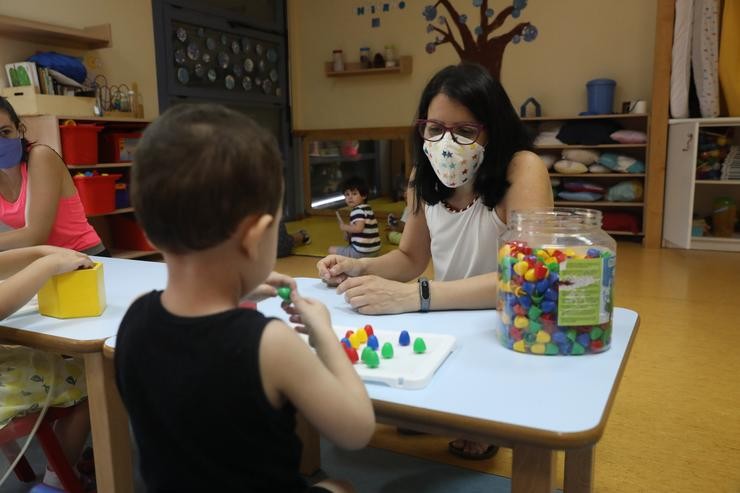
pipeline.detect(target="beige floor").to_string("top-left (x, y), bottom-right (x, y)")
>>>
top-left (276, 242), bottom-right (740, 492)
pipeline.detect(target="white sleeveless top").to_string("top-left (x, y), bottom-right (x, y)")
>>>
top-left (424, 198), bottom-right (506, 281)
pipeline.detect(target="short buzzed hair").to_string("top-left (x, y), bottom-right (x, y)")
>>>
top-left (131, 104), bottom-right (283, 253)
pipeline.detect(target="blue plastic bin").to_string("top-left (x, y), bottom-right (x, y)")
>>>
top-left (586, 79), bottom-right (616, 114)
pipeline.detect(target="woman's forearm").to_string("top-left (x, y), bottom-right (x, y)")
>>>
top-left (0, 228), bottom-right (48, 252)
top-left (427, 272), bottom-right (498, 311)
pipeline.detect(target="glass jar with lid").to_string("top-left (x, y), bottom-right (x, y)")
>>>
top-left (496, 208), bottom-right (616, 355)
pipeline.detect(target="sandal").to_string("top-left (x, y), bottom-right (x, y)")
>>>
top-left (299, 229), bottom-right (311, 245)
top-left (448, 440), bottom-right (499, 460)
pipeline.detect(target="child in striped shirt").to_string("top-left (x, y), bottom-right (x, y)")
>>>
top-left (330, 177), bottom-right (381, 258)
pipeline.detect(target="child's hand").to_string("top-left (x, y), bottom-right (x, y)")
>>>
top-left (335, 210), bottom-right (344, 225)
top-left (244, 271), bottom-right (296, 302)
top-left (282, 291), bottom-right (334, 348)
top-left (44, 250), bottom-right (94, 275)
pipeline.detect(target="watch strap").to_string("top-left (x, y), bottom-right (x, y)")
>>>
top-left (418, 277), bottom-right (430, 312)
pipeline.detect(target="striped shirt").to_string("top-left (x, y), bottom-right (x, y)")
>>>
top-left (349, 204), bottom-right (381, 253)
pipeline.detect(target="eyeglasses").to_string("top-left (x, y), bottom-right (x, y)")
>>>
top-left (415, 119), bottom-right (485, 145)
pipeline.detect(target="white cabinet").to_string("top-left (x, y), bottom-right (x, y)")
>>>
top-left (663, 117), bottom-right (740, 251)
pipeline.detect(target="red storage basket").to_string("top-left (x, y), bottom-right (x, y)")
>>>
top-left (110, 215), bottom-right (156, 251)
top-left (73, 174), bottom-right (121, 215)
top-left (59, 123), bottom-right (102, 165)
top-left (99, 132), bottom-right (142, 163)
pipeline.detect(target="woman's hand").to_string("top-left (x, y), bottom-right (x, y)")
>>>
top-left (316, 255), bottom-right (365, 287)
top-left (337, 275), bottom-right (419, 315)
top-left (244, 271), bottom-right (297, 302)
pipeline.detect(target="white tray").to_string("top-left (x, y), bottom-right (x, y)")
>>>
top-left (332, 326), bottom-right (456, 390)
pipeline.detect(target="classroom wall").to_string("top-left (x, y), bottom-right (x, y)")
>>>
top-left (288, 0), bottom-right (658, 130)
top-left (0, 0), bottom-right (159, 119)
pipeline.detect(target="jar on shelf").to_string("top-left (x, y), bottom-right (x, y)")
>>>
top-left (712, 197), bottom-right (737, 237)
top-left (497, 208), bottom-right (617, 356)
top-left (332, 49), bottom-right (345, 72)
top-left (359, 47), bottom-right (371, 69)
top-left (384, 44), bottom-right (396, 67)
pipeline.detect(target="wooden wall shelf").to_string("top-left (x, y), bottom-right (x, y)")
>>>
top-left (0, 14), bottom-right (111, 49)
top-left (325, 56), bottom-right (412, 77)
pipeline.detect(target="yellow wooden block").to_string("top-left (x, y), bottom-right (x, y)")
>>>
top-left (38, 262), bottom-right (106, 318)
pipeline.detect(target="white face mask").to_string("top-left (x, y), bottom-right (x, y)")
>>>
top-left (423, 133), bottom-right (485, 188)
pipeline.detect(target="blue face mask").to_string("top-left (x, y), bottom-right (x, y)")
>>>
top-left (0, 138), bottom-right (22, 169)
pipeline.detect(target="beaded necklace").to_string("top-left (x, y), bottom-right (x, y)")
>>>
top-left (442, 195), bottom-right (478, 213)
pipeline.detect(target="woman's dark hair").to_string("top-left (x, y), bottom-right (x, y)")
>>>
top-left (0, 97), bottom-right (31, 162)
top-left (411, 63), bottom-right (532, 211)
top-left (132, 103), bottom-right (284, 253)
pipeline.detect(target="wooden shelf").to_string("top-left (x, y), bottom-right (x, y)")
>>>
top-left (549, 173), bottom-right (645, 178)
top-left (607, 230), bottom-right (644, 236)
top-left (554, 201), bottom-right (644, 207)
top-left (535, 144), bottom-right (646, 150)
top-left (0, 15), bottom-right (110, 49)
top-left (309, 153), bottom-right (376, 164)
top-left (69, 163), bottom-right (133, 170)
top-left (87, 207), bottom-right (134, 218)
top-left (523, 114), bottom-right (648, 122)
top-left (57, 115), bottom-right (150, 123)
top-left (690, 235), bottom-right (740, 252)
top-left (695, 180), bottom-right (740, 185)
top-left (325, 56), bottom-right (412, 77)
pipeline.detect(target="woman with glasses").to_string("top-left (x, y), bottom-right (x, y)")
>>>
top-left (317, 64), bottom-right (552, 458)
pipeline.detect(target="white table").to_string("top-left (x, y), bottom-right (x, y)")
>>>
top-left (257, 278), bottom-right (640, 493)
top-left (0, 257), bottom-right (167, 493)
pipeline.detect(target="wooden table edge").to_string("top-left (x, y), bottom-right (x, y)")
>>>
top-left (0, 325), bottom-right (110, 354)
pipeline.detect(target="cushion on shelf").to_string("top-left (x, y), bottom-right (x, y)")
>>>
top-left (556, 120), bottom-right (621, 145)
top-left (597, 153), bottom-right (646, 173)
top-left (602, 211), bottom-right (641, 234)
top-left (610, 129), bottom-right (648, 144)
top-left (563, 181), bottom-right (607, 193)
top-left (589, 163), bottom-right (611, 173)
top-left (557, 191), bottom-right (603, 201)
top-left (553, 159), bottom-right (589, 174)
top-left (606, 180), bottom-right (644, 201)
top-left (562, 149), bottom-right (600, 165)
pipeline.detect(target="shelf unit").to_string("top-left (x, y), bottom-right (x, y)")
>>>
top-left (21, 114), bottom-right (158, 260)
top-left (296, 127), bottom-right (413, 216)
top-left (325, 56), bottom-right (412, 77)
top-left (0, 14), bottom-right (111, 49)
top-left (522, 114), bottom-right (650, 241)
top-left (663, 117), bottom-right (740, 252)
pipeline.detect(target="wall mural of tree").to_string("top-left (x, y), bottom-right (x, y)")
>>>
top-left (423, 0), bottom-right (538, 80)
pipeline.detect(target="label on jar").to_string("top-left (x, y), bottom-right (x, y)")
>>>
top-left (557, 258), bottom-right (605, 325)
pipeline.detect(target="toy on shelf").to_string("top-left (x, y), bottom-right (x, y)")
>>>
top-left (696, 130), bottom-right (732, 180)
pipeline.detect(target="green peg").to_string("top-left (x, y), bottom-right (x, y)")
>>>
top-left (365, 349), bottom-right (380, 368)
top-left (381, 342), bottom-right (394, 359)
top-left (413, 337), bottom-right (427, 354)
top-left (276, 286), bottom-right (292, 302)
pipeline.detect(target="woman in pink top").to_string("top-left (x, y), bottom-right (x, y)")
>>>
top-left (0, 97), bottom-right (107, 255)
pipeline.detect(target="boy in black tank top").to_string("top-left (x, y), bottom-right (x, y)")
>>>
top-left (116, 104), bottom-right (374, 493)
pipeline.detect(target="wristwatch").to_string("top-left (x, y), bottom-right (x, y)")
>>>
top-left (418, 277), bottom-right (430, 312)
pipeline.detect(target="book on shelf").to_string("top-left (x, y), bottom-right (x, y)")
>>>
top-left (4, 62), bottom-right (40, 91)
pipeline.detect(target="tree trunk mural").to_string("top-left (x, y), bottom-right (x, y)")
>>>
top-left (423, 0), bottom-right (538, 80)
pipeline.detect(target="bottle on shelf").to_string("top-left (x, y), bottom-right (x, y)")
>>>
top-left (332, 49), bottom-right (344, 72)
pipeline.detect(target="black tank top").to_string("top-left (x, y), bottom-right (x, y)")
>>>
top-left (115, 291), bottom-right (307, 492)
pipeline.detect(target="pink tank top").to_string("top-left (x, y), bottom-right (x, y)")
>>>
top-left (0, 163), bottom-right (103, 252)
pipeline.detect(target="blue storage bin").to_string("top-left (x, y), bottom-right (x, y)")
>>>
top-left (586, 79), bottom-right (616, 114)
